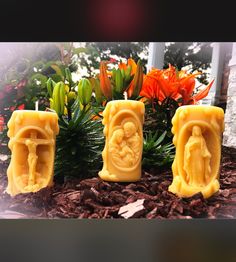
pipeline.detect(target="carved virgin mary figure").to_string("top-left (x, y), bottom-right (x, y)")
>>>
top-left (184, 125), bottom-right (211, 187)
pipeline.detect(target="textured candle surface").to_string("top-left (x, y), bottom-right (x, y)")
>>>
top-left (168, 105), bottom-right (224, 198)
top-left (6, 110), bottom-right (59, 196)
top-left (99, 100), bottom-right (145, 182)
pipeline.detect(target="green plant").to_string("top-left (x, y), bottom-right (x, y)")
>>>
top-left (142, 131), bottom-right (175, 169)
top-left (48, 73), bottom-right (104, 178)
top-left (99, 58), bottom-right (144, 101)
top-left (143, 97), bottom-right (180, 142)
top-left (55, 107), bottom-right (104, 178)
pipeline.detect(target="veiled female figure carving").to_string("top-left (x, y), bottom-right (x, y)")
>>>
top-left (184, 126), bottom-right (211, 187)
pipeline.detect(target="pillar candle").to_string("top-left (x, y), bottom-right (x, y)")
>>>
top-left (168, 105), bottom-right (225, 198)
top-left (6, 110), bottom-right (59, 196)
top-left (99, 100), bottom-right (145, 182)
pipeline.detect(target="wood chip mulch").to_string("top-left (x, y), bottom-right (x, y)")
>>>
top-left (0, 146), bottom-right (236, 219)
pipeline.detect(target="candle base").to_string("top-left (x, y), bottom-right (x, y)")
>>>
top-left (168, 173), bottom-right (220, 199)
top-left (168, 105), bottom-right (224, 199)
top-left (98, 169), bottom-right (141, 182)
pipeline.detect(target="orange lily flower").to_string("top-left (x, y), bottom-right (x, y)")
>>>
top-left (140, 64), bottom-right (214, 105)
top-left (140, 65), bottom-right (180, 102)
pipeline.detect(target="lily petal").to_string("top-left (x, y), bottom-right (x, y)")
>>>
top-left (192, 79), bottom-right (214, 102)
top-left (127, 58), bottom-right (137, 75)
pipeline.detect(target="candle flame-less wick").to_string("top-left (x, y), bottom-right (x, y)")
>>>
top-left (35, 101), bottom-right (39, 111)
top-left (123, 91), bottom-right (128, 100)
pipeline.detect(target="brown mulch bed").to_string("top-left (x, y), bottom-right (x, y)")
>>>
top-left (0, 146), bottom-right (236, 219)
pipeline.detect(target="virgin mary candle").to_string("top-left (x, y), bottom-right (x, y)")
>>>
top-left (6, 110), bottom-right (59, 196)
top-left (99, 100), bottom-right (145, 182)
top-left (168, 105), bottom-right (224, 198)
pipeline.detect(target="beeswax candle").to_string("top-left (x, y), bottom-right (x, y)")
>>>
top-left (99, 100), bottom-right (145, 182)
top-left (6, 110), bottom-right (59, 196)
top-left (168, 105), bottom-right (224, 198)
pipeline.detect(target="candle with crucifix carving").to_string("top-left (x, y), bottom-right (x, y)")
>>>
top-left (6, 110), bottom-right (59, 196)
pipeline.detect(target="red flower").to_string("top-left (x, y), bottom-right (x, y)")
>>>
top-left (109, 58), bottom-right (117, 63)
top-left (0, 116), bottom-right (4, 132)
top-left (17, 104), bottom-right (25, 110)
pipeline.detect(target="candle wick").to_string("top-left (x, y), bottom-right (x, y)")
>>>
top-left (123, 91), bottom-right (128, 100)
top-left (35, 101), bottom-right (39, 111)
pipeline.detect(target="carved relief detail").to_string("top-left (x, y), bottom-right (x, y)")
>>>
top-left (183, 126), bottom-right (211, 187)
top-left (109, 120), bottom-right (141, 168)
top-left (6, 111), bottom-right (59, 196)
top-left (168, 105), bottom-right (224, 199)
top-left (98, 100), bottom-right (145, 182)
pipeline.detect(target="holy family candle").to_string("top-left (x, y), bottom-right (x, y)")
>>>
top-left (6, 110), bottom-right (59, 196)
top-left (99, 100), bottom-right (145, 182)
top-left (168, 105), bottom-right (225, 199)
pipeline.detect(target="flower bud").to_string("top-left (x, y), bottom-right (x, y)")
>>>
top-left (99, 61), bottom-right (112, 100)
top-left (90, 78), bottom-right (103, 105)
top-left (78, 78), bottom-right (92, 106)
top-left (128, 60), bottom-right (143, 98)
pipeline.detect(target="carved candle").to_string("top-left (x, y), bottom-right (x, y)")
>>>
top-left (6, 110), bottom-right (59, 196)
top-left (99, 100), bottom-right (145, 182)
top-left (168, 105), bottom-right (225, 199)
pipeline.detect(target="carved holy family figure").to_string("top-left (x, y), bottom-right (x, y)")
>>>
top-left (99, 100), bottom-right (145, 182)
top-left (109, 121), bottom-right (141, 168)
top-left (169, 105), bottom-right (224, 199)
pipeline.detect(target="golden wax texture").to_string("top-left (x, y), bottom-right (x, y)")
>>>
top-left (6, 110), bottom-right (59, 196)
top-left (99, 100), bottom-right (145, 182)
top-left (168, 105), bottom-right (225, 199)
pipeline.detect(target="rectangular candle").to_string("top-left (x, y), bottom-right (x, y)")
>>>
top-left (99, 100), bottom-right (145, 182)
top-left (168, 105), bottom-right (225, 198)
top-left (6, 110), bottom-right (59, 196)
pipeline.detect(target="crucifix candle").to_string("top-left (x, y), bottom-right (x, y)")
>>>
top-left (168, 105), bottom-right (224, 199)
top-left (98, 100), bottom-right (145, 182)
top-left (6, 110), bottom-right (59, 196)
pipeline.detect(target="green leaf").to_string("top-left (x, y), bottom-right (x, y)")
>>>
top-left (50, 64), bottom-right (64, 79)
top-left (153, 131), bottom-right (167, 147)
top-left (30, 73), bottom-right (48, 88)
top-left (50, 74), bottom-right (64, 82)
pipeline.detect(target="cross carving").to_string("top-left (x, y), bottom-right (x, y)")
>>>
top-left (14, 130), bottom-right (53, 187)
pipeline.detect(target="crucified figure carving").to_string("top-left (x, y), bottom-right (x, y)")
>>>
top-left (14, 129), bottom-right (53, 191)
top-left (25, 131), bottom-right (38, 186)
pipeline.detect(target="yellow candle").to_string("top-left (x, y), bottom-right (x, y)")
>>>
top-left (6, 110), bottom-right (59, 196)
top-left (168, 105), bottom-right (224, 198)
top-left (99, 100), bottom-right (145, 182)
